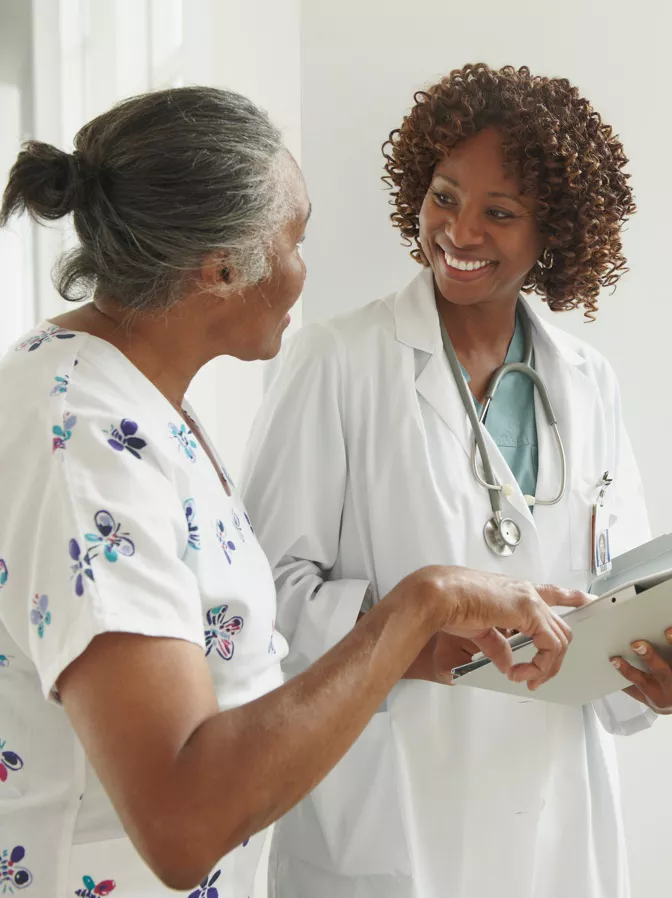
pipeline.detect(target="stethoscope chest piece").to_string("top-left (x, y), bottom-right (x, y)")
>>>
top-left (483, 515), bottom-right (522, 557)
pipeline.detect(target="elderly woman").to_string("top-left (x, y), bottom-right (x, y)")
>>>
top-left (243, 65), bottom-right (672, 898)
top-left (0, 87), bottom-right (579, 898)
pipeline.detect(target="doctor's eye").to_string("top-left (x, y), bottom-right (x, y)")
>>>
top-left (486, 207), bottom-right (516, 221)
top-left (431, 190), bottom-right (457, 208)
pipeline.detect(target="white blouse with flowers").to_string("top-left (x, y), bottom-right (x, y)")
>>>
top-left (0, 323), bottom-right (287, 898)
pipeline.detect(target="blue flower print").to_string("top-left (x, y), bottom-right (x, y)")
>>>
top-left (232, 512), bottom-right (245, 543)
top-left (0, 845), bottom-right (32, 893)
top-left (0, 561), bottom-right (6, 589)
top-left (244, 512), bottom-right (255, 534)
top-left (204, 605), bottom-right (244, 661)
top-left (50, 375), bottom-right (70, 396)
top-left (104, 419), bottom-right (147, 459)
top-left (215, 520), bottom-right (236, 564)
top-left (168, 422), bottom-right (198, 462)
top-left (184, 499), bottom-right (200, 550)
top-left (0, 740), bottom-right (23, 785)
top-left (74, 875), bottom-right (116, 896)
top-left (85, 511), bottom-right (136, 563)
top-left (15, 325), bottom-right (76, 352)
top-left (30, 594), bottom-right (51, 638)
top-left (188, 870), bottom-right (221, 898)
top-left (0, 657), bottom-right (10, 670)
top-left (53, 412), bottom-right (77, 452)
top-left (69, 539), bottom-right (95, 597)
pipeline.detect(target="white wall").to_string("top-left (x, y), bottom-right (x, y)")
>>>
top-left (0, 0), bottom-right (35, 356)
top-left (300, 1), bottom-right (672, 894)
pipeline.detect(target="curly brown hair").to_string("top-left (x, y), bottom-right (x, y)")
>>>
top-left (383, 63), bottom-right (635, 317)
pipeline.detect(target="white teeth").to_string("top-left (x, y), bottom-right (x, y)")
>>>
top-left (443, 251), bottom-right (492, 272)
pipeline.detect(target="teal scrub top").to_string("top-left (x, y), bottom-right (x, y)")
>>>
top-left (460, 312), bottom-right (539, 500)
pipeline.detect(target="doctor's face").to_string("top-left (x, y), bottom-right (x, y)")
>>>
top-left (418, 128), bottom-right (543, 309)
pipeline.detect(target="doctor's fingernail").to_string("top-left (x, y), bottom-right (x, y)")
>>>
top-left (633, 642), bottom-right (649, 656)
top-left (666, 630), bottom-right (672, 642)
top-left (611, 659), bottom-right (621, 670)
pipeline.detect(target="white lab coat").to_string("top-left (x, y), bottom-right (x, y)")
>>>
top-left (242, 269), bottom-right (656, 898)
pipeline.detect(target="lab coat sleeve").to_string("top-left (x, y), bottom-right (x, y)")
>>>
top-left (241, 324), bottom-right (370, 679)
top-left (592, 366), bottom-right (657, 735)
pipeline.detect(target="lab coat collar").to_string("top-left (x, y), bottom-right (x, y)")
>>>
top-left (392, 268), bottom-right (587, 370)
top-left (392, 269), bottom-right (590, 527)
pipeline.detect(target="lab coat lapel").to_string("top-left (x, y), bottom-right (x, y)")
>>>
top-left (395, 272), bottom-right (536, 522)
top-left (524, 301), bottom-right (601, 579)
top-left (394, 270), bottom-right (473, 457)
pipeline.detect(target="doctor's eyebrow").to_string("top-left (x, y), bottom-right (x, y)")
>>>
top-left (432, 174), bottom-right (527, 209)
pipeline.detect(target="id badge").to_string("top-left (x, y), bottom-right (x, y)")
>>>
top-left (591, 472), bottom-right (613, 576)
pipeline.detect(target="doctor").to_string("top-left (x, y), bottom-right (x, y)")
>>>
top-left (242, 65), bottom-right (659, 898)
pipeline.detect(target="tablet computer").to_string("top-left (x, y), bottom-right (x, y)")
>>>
top-left (450, 547), bottom-right (672, 706)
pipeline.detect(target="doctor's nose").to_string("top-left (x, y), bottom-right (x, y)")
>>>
top-left (445, 209), bottom-right (486, 249)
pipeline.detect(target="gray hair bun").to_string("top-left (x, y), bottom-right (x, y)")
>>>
top-left (1, 141), bottom-right (82, 221)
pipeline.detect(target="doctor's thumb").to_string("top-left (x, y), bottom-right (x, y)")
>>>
top-left (535, 584), bottom-right (592, 609)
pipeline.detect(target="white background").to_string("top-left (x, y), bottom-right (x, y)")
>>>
top-left (1, 0), bottom-right (671, 894)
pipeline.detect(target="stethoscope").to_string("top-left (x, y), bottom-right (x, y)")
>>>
top-left (439, 302), bottom-right (567, 557)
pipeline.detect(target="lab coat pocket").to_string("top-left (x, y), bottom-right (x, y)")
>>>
top-left (569, 484), bottom-right (617, 573)
top-left (280, 710), bottom-right (411, 877)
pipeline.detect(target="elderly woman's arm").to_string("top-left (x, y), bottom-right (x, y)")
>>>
top-left (59, 567), bottom-right (580, 891)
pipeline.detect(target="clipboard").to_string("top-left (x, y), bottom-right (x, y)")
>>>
top-left (451, 534), bottom-right (672, 706)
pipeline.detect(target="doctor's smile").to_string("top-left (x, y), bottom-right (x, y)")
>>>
top-left (437, 247), bottom-right (497, 282)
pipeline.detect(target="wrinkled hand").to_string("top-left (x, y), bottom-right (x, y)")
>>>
top-left (404, 633), bottom-right (479, 684)
top-left (429, 566), bottom-right (589, 691)
top-left (612, 630), bottom-right (672, 714)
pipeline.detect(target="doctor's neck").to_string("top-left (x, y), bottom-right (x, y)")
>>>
top-left (435, 285), bottom-right (519, 402)
top-left (436, 285), bottom-right (518, 358)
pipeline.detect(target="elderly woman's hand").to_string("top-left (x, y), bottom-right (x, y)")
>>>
top-left (612, 631), bottom-right (672, 714)
top-left (404, 633), bottom-right (479, 684)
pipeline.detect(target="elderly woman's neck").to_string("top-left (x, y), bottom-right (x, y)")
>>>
top-left (52, 298), bottom-right (209, 409)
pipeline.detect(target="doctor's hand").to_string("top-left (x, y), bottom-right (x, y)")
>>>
top-left (612, 631), bottom-right (672, 714)
top-left (424, 567), bottom-right (589, 690)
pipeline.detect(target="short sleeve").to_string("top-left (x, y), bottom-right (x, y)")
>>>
top-left (0, 355), bottom-right (204, 702)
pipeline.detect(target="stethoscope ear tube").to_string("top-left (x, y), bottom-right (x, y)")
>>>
top-left (439, 300), bottom-right (567, 555)
top-left (439, 315), bottom-right (503, 519)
